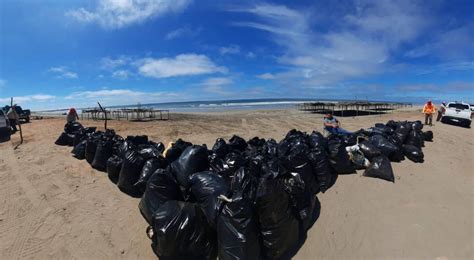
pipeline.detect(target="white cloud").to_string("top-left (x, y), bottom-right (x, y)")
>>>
top-left (165, 26), bottom-right (201, 40)
top-left (0, 94), bottom-right (56, 104)
top-left (231, 1), bottom-right (429, 86)
top-left (64, 89), bottom-right (179, 106)
top-left (112, 70), bottom-right (131, 79)
top-left (100, 56), bottom-right (129, 70)
top-left (256, 73), bottom-right (275, 80)
top-left (246, 52), bottom-right (256, 58)
top-left (48, 66), bottom-right (78, 79)
top-left (198, 77), bottom-right (234, 95)
top-left (137, 54), bottom-right (227, 78)
top-left (67, 0), bottom-right (192, 29)
top-left (219, 45), bottom-right (240, 55)
top-left (0, 78), bottom-right (6, 88)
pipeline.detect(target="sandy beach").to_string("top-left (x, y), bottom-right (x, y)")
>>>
top-left (0, 108), bottom-right (472, 259)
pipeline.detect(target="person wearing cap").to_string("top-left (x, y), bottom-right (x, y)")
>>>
top-left (436, 101), bottom-right (446, 122)
top-left (67, 108), bottom-right (79, 123)
top-left (7, 104), bottom-right (19, 132)
top-left (422, 100), bottom-right (436, 126)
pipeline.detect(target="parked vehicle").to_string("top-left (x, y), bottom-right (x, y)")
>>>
top-left (441, 102), bottom-right (472, 127)
top-left (0, 110), bottom-right (11, 142)
top-left (2, 105), bottom-right (31, 123)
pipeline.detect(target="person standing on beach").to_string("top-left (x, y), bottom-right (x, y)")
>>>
top-left (422, 100), bottom-right (436, 126)
top-left (67, 108), bottom-right (79, 123)
top-left (436, 101), bottom-right (446, 122)
top-left (7, 105), bottom-right (19, 132)
top-left (323, 112), bottom-right (352, 135)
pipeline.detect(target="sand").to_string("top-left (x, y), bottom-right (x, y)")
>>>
top-left (0, 109), bottom-right (472, 259)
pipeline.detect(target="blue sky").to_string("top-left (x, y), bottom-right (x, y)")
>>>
top-left (0, 0), bottom-right (473, 110)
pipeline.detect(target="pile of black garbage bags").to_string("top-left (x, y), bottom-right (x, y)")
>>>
top-left (55, 119), bottom-right (433, 260)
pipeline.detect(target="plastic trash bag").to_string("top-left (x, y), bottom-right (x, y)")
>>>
top-left (164, 138), bottom-right (193, 163)
top-left (308, 131), bottom-right (328, 150)
top-left (307, 147), bottom-right (332, 193)
top-left (118, 149), bottom-right (146, 197)
top-left (72, 140), bottom-right (87, 160)
top-left (217, 168), bottom-right (260, 260)
top-left (422, 131), bottom-right (433, 142)
top-left (369, 135), bottom-right (398, 157)
top-left (149, 201), bottom-right (217, 260)
top-left (55, 132), bottom-right (70, 146)
top-left (327, 136), bottom-right (355, 174)
top-left (228, 135), bottom-right (247, 152)
top-left (255, 177), bottom-right (300, 260)
top-left (135, 157), bottom-right (168, 193)
top-left (412, 120), bottom-right (423, 131)
top-left (358, 140), bottom-right (382, 160)
top-left (85, 138), bottom-right (99, 164)
top-left (189, 171), bottom-right (230, 228)
top-left (405, 130), bottom-right (424, 148)
top-left (389, 148), bottom-right (405, 162)
top-left (402, 144), bottom-right (424, 163)
top-left (91, 140), bottom-right (114, 171)
top-left (171, 145), bottom-right (209, 188)
top-left (363, 155), bottom-right (395, 182)
top-left (106, 155), bottom-right (122, 184)
top-left (347, 147), bottom-right (369, 170)
top-left (212, 138), bottom-right (229, 158)
top-left (64, 121), bottom-right (83, 134)
top-left (139, 169), bottom-right (183, 225)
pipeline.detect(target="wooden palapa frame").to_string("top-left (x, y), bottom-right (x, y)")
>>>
top-left (97, 101), bottom-right (108, 130)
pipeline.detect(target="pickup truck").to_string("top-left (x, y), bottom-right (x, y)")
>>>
top-left (0, 110), bottom-right (11, 141)
top-left (441, 102), bottom-right (472, 127)
top-left (2, 105), bottom-right (31, 123)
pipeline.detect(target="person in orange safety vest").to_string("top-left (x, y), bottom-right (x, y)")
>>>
top-left (422, 100), bottom-right (436, 126)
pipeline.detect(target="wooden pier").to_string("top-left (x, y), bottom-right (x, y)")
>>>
top-left (298, 101), bottom-right (412, 117)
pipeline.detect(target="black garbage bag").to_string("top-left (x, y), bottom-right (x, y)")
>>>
top-left (281, 173), bottom-right (315, 228)
top-left (135, 157), bottom-right (168, 193)
top-left (349, 149), bottom-right (368, 170)
top-left (64, 121), bottom-right (83, 134)
top-left (307, 147), bottom-right (332, 193)
top-left (189, 171), bottom-right (230, 228)
top-left (386, 120), bottom-right (398, 130)
top-left (139, 169), bottom-right (183, 225)
top-left (72, 140), bottom-right (87, 160)
top-left (149, 201), bottom-right (217, 260)
top-left (118, 149), bottom-right (146, 197)
top-left (126, 135), bottom-right (149, 145)
top-left (369, 135), bottom-right (398, 157)
top-left (210, 152), bottom-right (248, 184)
top-left (106, 155), bottom-right (122, 184)
top-left (389, 148), bottom-right (405, 162)
top-left (164, 139), bottom-right (193, 163)
top-left (402, 144), bottom-right (424, 163)
top-left (54, 132), bottom-right (70, 146)
top-left (264, 138), bottom-right (279, 157)
top-left (217, 168), bottom-right (260, 260)
top-left (308, 131), bottom-right (328, 150)
top-left (327, 136), bottom-right (355, 174)
top-left (85, 138), bottom-right (99, 164)
top-left (171, 145), bottom-right (209, 188)
top-left (228, 135), bottom-right (247, 152)
top-left (393, 123), bottom-right (410, 144)
top-left (212, 138), bottom-right (229, 158)
top-left (412, 120), bottom-right (423, 131)
top-left (363, 155), bottom-right (394, 182)
top-left (422, 131), bottom-right (433, 142)
top-left (405, 130), bottom-right (424, 148)
top-left (358, 140), bottom-right (381, 160)
top-left (256, 177), bottom-right (300, 260)
top-left (91, 140), bottom-right (114, 171)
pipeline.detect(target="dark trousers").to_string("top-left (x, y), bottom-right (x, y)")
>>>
top-left (425, 114), bottom-right (433, 125)
top-left (436, 111), bottom-right (443, 121)
top-left (9, 119), bottom-right (17, 131)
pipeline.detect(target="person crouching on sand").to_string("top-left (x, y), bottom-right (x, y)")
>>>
top-left (323, 112), bottom-right (352, 135)
top-left (67, 108), bottom-right (79, 123)
top-left (7, 104), bottom-right (19, 132)
top-left (422, 100), bottom-right (436, 126)
top-left (436, 101), bottom-right (446, 122)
